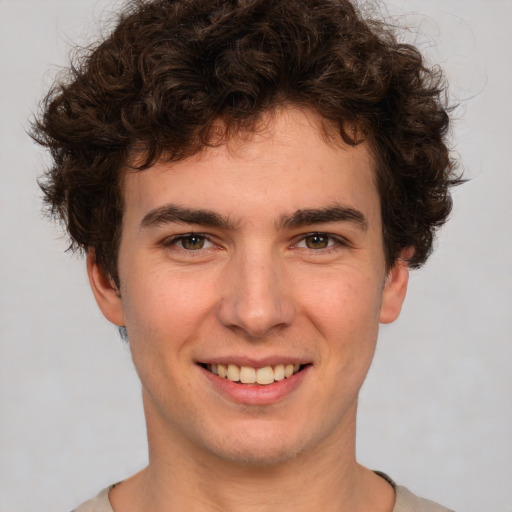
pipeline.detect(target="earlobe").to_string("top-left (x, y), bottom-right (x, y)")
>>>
top-left (379, 250), bottom-right (411, 324)
top-left (86, 250), bottom-right (125, 327)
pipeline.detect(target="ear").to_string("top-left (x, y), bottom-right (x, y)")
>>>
top-left (379, 249), bottom-right (412, 324)
top-left (86, 250), bottom-right (125, 327)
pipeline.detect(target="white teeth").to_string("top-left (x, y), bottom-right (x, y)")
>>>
top-left (256, 366), bottom-right (275, 385)
top-left (227, 364), bottom-right (240, 382)
top-left (207, 363), bottom-right (303, 385)
top-left (273, 364), bottom-right (285, 381)
top-left (240, 366), bottom-right (256, 384)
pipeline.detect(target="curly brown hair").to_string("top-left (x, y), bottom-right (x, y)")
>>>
top-left (32, 0), bottom-right (461, 285)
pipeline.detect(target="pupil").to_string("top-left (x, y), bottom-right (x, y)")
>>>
top-left (307, 234), bottom-right (328, 249)
top-left (183, 235), bottom-right (204, 250)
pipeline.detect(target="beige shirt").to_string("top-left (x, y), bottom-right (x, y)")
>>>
top-left (72, 478), bottom-right (454, 512)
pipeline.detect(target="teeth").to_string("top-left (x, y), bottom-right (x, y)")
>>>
top-left (273, 364), bottom-right (285, 381)
top-left (240, 366), bottom-right (256, 384)
top-left (256, 366), bottom-right (275, 385)
top-left (207, 363), bottom-right (303, 385)
top-left (227, 364), bottom-right (240, 382)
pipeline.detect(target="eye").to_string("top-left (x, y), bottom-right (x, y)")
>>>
top-left (164, 234), bottom-right (213, 250)
top-left (303, 234), bottom-right (330, 249)
top-left (296, 233), bottom-right (341, 250)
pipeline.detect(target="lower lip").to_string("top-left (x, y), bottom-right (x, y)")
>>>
top-left (200, 365), bottom-right (311, 405)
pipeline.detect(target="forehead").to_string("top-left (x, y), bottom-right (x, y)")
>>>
top-left (122, 107), bottom-right (379, 227)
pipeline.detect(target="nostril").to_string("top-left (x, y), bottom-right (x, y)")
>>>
top-left (215, 284), bottom-right (296, 339)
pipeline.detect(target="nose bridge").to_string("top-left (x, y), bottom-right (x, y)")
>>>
top-left (217, 242), bottom-right (295, 338)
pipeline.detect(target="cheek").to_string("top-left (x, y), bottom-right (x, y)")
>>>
top-left (300, 270), bottom-right (383, 339)
top-left (299, 269), bottom-right (384, 390)
top-left (119, 267), bottom-right (215, 352)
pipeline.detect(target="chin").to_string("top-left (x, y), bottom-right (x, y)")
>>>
top-left (198, 422), bottom-right (322, 468)
top-left (210, 443), bottom-right (303, 468)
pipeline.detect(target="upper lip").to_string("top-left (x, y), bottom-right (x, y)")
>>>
top-left (196, 356), bottom-right (311, 367)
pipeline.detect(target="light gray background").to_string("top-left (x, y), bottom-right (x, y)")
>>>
top-left (1, 0), bottom-right (511, 510)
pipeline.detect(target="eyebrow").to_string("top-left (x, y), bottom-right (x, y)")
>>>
top-left (140, 202), bottom-right (368, 232)
top-left (277, 204), bottom-right (368, 231)
top-left (140, 204), bottom-right (238, 230)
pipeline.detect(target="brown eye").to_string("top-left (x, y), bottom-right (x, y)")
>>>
top-left (180, 235), bottom-right (206, 250)
top-left (304, 234), bottom-right (330, 249)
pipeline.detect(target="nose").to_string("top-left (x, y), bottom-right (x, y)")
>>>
top-left (216, 248), bottom-right (296, 339)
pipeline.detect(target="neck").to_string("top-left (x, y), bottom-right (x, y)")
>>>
top-left (110, 396), bottom-right (394, 512)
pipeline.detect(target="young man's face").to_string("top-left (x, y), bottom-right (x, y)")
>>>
top-left (89, 107), bottom-right (409, 467)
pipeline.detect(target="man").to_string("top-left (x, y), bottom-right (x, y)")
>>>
top-left (32, 0), bottom-right (461, 510)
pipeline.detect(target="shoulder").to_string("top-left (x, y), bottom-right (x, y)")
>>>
top-left (71, 478), bottom-right (454, 512)
top-left (375, 471), bottom-right (454, 512)
top-left (71, 486), bottom-right (115, 512)
top-left (393, 484), bottom-right (455, 512)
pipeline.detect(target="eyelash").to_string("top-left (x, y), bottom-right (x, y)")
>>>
top-left (162, 233), bottom-right (214, 251)
top-left (162, 232), bottom-right (348, 253)
top-left (291, 232), bottom-right (348, 253)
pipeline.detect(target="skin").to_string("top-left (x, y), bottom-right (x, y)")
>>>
top-left (88, 107), bottom-right (409, 512)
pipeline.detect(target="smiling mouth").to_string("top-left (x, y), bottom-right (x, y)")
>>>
top-left (202, 363), bottom-right (307, 385)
